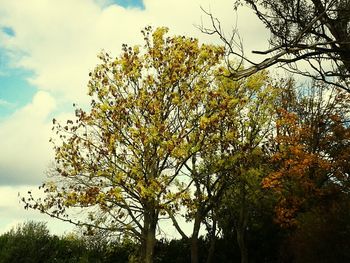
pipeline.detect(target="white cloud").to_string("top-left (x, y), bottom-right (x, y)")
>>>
top-left (0, 91), bottom-right (55, 185)
top-left (0, 98), bottom-right (14, 108)
top-left (0, 0), bottom-right (146, 105)
top-left (0, 185), bottom-right (74, 235)
top-left (0, 0), bottom-right (268, 104)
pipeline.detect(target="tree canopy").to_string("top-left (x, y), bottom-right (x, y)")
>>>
top-left (24, 26), bottom-right (226, 263)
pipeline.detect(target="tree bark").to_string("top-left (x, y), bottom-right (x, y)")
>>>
top-left (236, 182), bottom-right (248, 263)
top-left (206, 219), bottom-right (217, 263)
top-left (237, 226), bottom-right (248, 263)
top-left (191, 211), bottom-right (202, 263)
top-left (141, 209), bottom-right (158, 263)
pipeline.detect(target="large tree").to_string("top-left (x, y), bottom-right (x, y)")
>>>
top-left (24, 27), bottom-right (224, 263)
top-left (203, 0), bottom-right (350, 92)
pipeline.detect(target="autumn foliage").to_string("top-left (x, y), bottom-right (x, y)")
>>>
top-left (263, 82), bottom-right (350, 227)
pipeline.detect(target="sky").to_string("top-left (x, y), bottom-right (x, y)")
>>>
top-left (0, 0), bottom-right (268, 236)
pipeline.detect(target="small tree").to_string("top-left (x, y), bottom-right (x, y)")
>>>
top-left (0, 221), bottom-right (53, 263)
top-left (24, 27), bottom-right (224, 263)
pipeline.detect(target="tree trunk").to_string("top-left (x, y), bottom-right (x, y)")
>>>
top-left (141, 210), bottom-right (158, 263)
top-left (236, 182), bottom-right (248, 263)
top-left (206, 219), bottom-right (217, 263)
top-left (237, 225), bottom-right (248, 263)
top-left (191, 211), bottom-right (202, 263)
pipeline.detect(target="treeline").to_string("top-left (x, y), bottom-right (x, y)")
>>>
top-left (0, 221), bottom-right (134, 263)
top-left (0, 220), bottom-right (252, 263)
top-left (1, 215), bottom-right (350, 263)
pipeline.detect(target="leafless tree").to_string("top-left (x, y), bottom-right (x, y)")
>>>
top-left (201, 0), bottom-right (350, 92)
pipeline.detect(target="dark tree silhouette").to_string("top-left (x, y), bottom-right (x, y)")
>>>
top-left (202, 0), bottom-right (350, 92)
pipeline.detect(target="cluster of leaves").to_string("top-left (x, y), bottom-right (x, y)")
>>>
top-left (39, 28), bottom-right (222, 223)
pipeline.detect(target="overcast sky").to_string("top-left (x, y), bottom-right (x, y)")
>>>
top-left (0, 0), bottom-right (268, 236)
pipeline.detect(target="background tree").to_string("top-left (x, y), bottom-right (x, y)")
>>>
top-left (0, 221), bottom-right (140, 263)
top-left (169, 69), bottom-right (277, 263)
top-left (263, 80), bottom-right (350, 227)
top-left (0, 221), bottom-right (53, 263)
top-left (24, 27), bottom-right (224, 263)
top-left (212, 70), bottom-right (277, 263)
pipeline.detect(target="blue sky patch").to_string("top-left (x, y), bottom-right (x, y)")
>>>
top-left (0, 49), bottom-right (36, 118)
top-left (0, 42), bottom-right (37, 118)
top-left (0, 70), bottom-right (36, 118)
top-left (2, 27), bottom-right (15, 37)
top-left (110, 0), bottom-right (144, 9)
